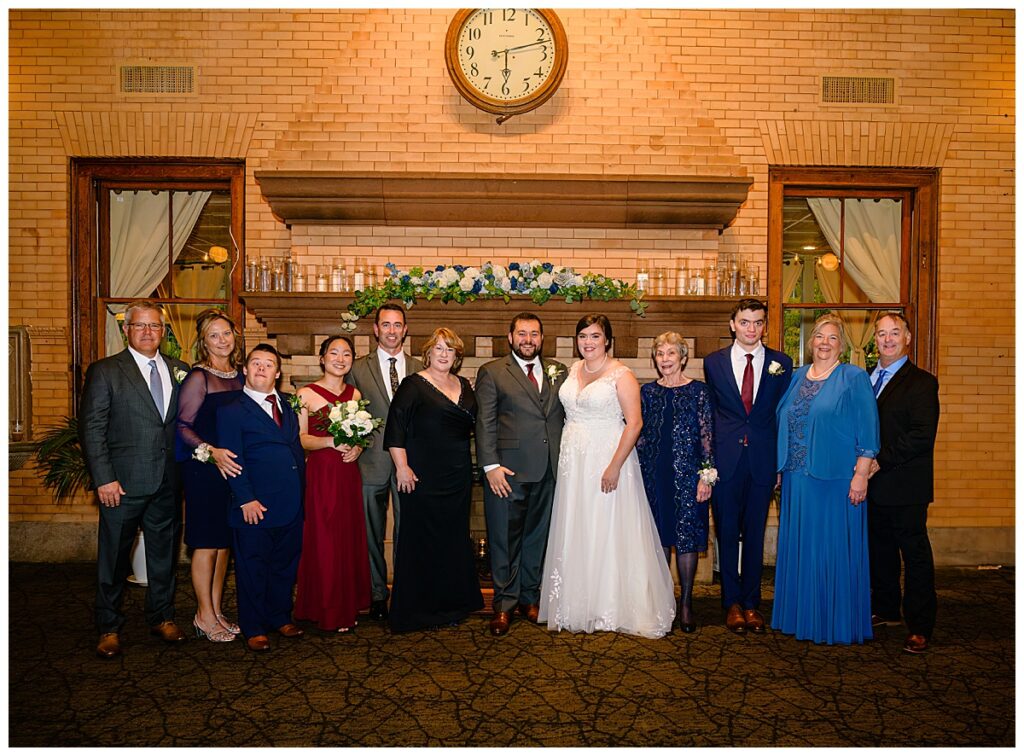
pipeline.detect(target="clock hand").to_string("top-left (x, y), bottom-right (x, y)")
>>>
top-left (491, 39), bottom-right (552, 57)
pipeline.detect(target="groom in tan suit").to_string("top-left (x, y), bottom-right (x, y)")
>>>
top-left (347, 304), bottom-right (423, 621)
top-left (475, 312), bottom-right (567, 636)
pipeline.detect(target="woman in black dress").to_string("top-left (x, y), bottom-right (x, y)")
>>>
top-left (384, 327), bottom-right (483, 632)
top-left (176, 309), bottom-right (245, 643)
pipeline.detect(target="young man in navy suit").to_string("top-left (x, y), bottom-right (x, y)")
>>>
top-left (703, 299), bottom-right (792, 634)
top-left (217, 344), bottom-right (306, 652)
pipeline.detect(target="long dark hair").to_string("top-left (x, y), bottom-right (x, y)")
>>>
top-left (575, 313), bottom-right (613, 355)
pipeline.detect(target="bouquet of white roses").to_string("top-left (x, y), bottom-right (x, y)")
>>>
top-left (316, 398), bottom-right (383, 448)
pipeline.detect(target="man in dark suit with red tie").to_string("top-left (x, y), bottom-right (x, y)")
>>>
top-left (217, 344), bottom-right (306, 652)
top-left (867, 312), bottom-right (940, 655)
top-left (703, 299), bottom-right (792, 634)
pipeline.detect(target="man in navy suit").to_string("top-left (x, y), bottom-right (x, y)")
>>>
top-left (217, 344), bottom-right (306, 652)
top-left (703, 299), bottom-right (792, 634)
top-left (867, 312), bottom-right (940, 655)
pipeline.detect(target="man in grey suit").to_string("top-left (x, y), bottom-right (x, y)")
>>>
top-left (346, 303), bottom-right (423, 621)
top-left (475, 312), bottom-right (567, 636)
top-left (79, 301), bottom-right (190, 658)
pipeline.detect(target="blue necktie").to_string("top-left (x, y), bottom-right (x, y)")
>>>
top-left (148, 359), bottom-right (165, 419)
top-left (873, 368), bottom-right (887, 398)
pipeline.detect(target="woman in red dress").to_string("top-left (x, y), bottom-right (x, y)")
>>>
top-left (294, 335), bottom-right (371, 632)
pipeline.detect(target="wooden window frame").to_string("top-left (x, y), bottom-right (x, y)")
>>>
top-left (70, 158), bottom-right (245, 400)
top-left (767, 167), bottom-right (939, 372)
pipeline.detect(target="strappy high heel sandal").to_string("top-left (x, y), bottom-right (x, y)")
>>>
top-left (194, 614), bottom-right (235, 642)
top-left (216, 614), bottom-right (241, 635)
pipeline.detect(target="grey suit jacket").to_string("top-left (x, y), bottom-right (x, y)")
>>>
top-left (347, 351), bottom-right (423, 486)
top-left (79, 349), bottom-right (190, 497)
top-left (474, 355), bottom-right (567, 483)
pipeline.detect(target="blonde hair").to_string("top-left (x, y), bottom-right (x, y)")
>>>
top-left (651, 331), bottom-right (689, 375)
top-left (194, 309), bottom-right (244, 369)
top-left (809, 312), bottom-right (849, 356)
top-left (422, 327), bottom-right (465, 374)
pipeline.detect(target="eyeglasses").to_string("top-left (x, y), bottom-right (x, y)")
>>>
top-left (126, 323), bottom-right (165, 332)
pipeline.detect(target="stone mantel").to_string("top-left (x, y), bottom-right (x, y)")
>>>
top-left (241, 293), bottom-right (737, 359)
top-left (252, 172), bottom-right (753, 230)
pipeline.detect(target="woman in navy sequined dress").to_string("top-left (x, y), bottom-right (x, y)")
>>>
top-left (637, 332), bottom-right (714, 633)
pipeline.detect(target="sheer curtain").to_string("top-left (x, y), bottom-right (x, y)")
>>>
top-left (814, 266), bottom-right (874, 368)
top-left (105, 190), bottom-right (211, 355)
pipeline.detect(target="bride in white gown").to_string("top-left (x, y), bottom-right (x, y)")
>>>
top-left (539, 314), bottom-right (676, 638)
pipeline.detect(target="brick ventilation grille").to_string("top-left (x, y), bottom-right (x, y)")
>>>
top-left (821, 76), bottom-right (894, 105)
top-left (120, 65), bottom-right (194, 94)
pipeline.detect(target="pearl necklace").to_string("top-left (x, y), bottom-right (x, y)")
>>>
top-left (201, 364), bottom-right (239, 379)
top-left (807, 361), bottom-right (839, 381)
top-left (582, 355), bottom-right (609, 374)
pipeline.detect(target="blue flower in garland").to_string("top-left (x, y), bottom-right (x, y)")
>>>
top-left (508, 262), bottom-right (520, 271)
top-left (454, 265), bottom-right (465, 273)
top-left (542, 262), bottom-right (553, 272)
top-left (386, 262), bottom-right (399, 275)
top-left (435, 264), bottom-right (445, 272)
top-left (401, 274), bottom-right (411, 284)
top-left (510, 277), bottom-right (519, 291)
top-left (472, 280), bottom-right (483, 294)
top-left (548, 284), bottom-right (559, 294)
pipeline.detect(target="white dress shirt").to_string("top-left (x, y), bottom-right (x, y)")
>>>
top-left (244, 385), bottom-right (283, 420)
top-left (730, 342), bottom-right (765, 401)
top-left (377, 347), bottom-right (408, 402)
top-left (511, 351), bottom-right (543, 394)
top-left (127, 346), bottom-right (171, 420)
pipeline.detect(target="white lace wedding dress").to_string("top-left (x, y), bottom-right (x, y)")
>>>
top-left (539, 362), bottom-right (676, 638)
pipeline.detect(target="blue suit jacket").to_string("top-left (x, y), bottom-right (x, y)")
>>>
top-left (703, 345), bottom-right (793, 485)
top-left (216, 392), bottom-right (305, 529)
top-left (776, 363), bottom-right (880, 480)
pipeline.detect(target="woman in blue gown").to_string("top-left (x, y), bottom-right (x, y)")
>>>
top-left (637, 332), bottom-right (714, 633)
top-left (773, 313), bottom-right (880, 645)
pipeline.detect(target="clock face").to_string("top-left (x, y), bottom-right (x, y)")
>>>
top-left (445, 8), bottom-right (568, 118)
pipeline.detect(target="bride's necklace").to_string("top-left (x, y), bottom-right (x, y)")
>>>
top-left (807, 360), bottom-right (839, 381)
top-left (201, 363), bottom-right (238, 379)
top-left (582, 355), bottom-right (609, 374)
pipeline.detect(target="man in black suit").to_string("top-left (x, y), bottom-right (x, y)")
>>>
top-left (867, 312), bottom-right (940, 655)
top-left (475, 313), bottom-right (567, 636)
top-left (217, 344), bottom-right (306, 652)
top-left (79, 301), bottom-right (190, 658)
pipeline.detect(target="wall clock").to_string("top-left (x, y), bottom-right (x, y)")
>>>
top-left (445, 8), bottom-right (568, 124)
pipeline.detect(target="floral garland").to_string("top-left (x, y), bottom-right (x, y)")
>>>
top-left (341, 261), bottom-right (646, 330)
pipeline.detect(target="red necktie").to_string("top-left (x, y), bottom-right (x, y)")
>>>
top-left (741, 354), bottom-right (754, 415)
top-left (526, 363), bottom-right (540, 391)
top-left (265, 394), bottom-right (282, 427)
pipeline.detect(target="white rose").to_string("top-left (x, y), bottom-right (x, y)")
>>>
top-left (529, 259), bottom-right (541, 269)
top-left (463, 266), bottom-right (480, 279)
top-left (355, 410), bottom-right (372, 421)
top-left (572, 274), bottom-right (584, 286)
top-left (492, 265), bottom-right (506, 279)
top-left (442, 268), bottom-right (459, 284)
top-left (537, 272), bottom-right (553, 288)
top-left (410, 275), bottom-right (422, 285)
top-left (499, 276), bottom-right (512, 292)
top-left (459, 276), bottom-right (475, 291)
top-left (346, 400), bottom-right (359, 414)
top-left (358, 419), bottom-right (374, 433)
top-left (328, 405), bottom-right (344, 423)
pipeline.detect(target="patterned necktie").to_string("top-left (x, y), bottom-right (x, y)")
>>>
top-left (388, 357), bottom-right (400, 396)
top-left (741, 353), bottom-right (754, 415)
top-left (147, 359), bottom-right (165, 419)
top-left (525, 362), bottom-right (540, 391)
top-left (873, 368), bottom-right (887, 398)
top-left (265, 394), bottom-right (282, 427)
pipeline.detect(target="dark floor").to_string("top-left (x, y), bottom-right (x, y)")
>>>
top-left (8, 562), bottom-right (1014, 747)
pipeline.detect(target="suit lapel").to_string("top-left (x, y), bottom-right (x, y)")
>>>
top-left (367, 353), bottom-right (392, 406)
top-left (116, 350), bottom-right (164, 422)
top-left (242, 392), bottom-right (285, 434)
top-left (715, 350), bottom-right (746, 412)
top-left (160, 354), bottom-right (182, 425)
top-left (876, 360), bottom-right (910, 405)
top-left (505, 356), bottom-right (544, 410)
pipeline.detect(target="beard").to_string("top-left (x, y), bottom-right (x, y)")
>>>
top-left (511, 342), bottom-right (540, 361)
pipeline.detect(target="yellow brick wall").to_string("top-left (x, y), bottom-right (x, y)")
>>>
top-left (9, 9), bottom-right (1014, 535)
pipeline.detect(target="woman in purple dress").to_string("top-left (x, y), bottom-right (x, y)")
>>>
top-left (637, 332), bottom-right (714, 633)
top-left (176, 309), bottom-right (245, 643)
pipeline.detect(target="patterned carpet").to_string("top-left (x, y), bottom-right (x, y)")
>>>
top-left (9, 562), bottom-right (1014, 747)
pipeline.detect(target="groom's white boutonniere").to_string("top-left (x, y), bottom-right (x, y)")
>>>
top-left (173, 367), bottom-right (188, 384)
top-left (768, 360), bottom-right (784, 377)
top-left (545, 363), bottom-right (566, 386)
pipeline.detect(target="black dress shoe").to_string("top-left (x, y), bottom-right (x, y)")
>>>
top-left (369, 600), bottom-right (389, 621)
top-left (680, 622), bottom-right (697, 634)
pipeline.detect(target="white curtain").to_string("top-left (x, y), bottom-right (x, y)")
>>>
top-left (105, 190), bottom-right (211, 355)
top-left (782, 258), bottom-right (803, 302)
top-left (806, 198), bottom-right (901, 303)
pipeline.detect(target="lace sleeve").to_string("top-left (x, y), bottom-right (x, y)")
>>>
top-left (176, 369), bottom-right (208, 450)
top-left (697, 383), bottom-right (715, 467)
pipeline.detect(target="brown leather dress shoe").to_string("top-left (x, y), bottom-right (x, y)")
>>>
top-left (150, 620), bottom-right (187, 642)
top-left (743, 608), bottom-right (766, 634)
top-left (96, 632), bottom-right (122, 658)
top-left (903, 634), bottom-right (929, 654)
top-left (247, 635), bottom-right (271, 652)
top-left (517, 603), bottom-right (540, 624)
top-left (489, 611), bottom-right (512, 636)
top-left (725, 604), bottom-right (747, 635)
top-left (277, 623), bottom-right (305, 638)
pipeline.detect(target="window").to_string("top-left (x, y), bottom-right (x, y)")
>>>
top-left (70, 159), bottom-right (245, 393)
top-left (768, 168), bottom-right (938, 372)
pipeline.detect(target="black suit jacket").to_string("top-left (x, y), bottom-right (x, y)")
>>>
top-left (867, 360), bottom-right (940, 508)
top-left (79, 349), bottom-right (190, 497)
